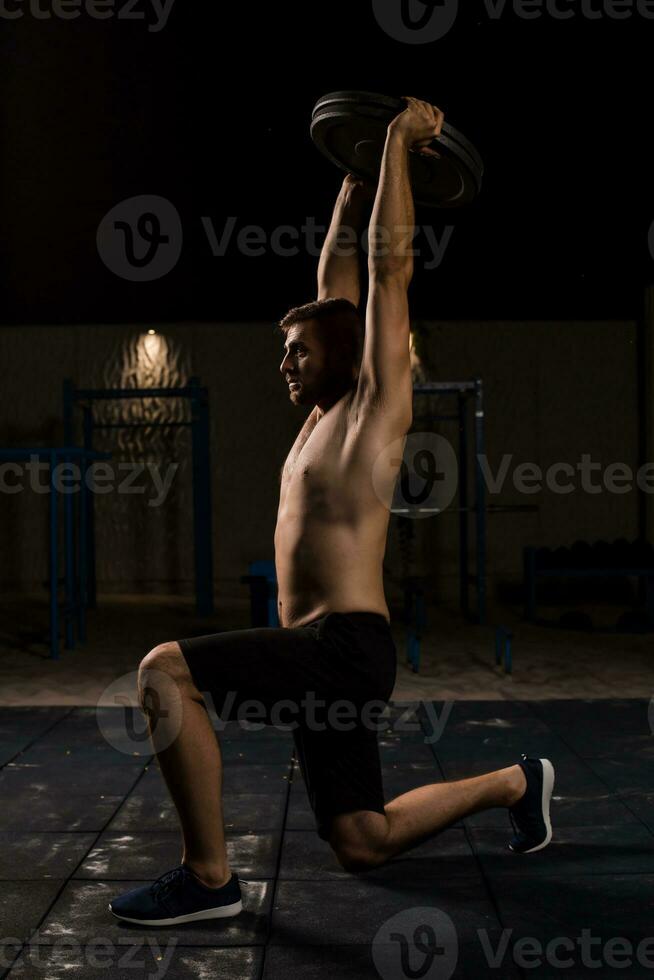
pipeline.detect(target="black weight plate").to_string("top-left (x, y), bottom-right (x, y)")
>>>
top-left (311, 90), bottom-right (483, 208)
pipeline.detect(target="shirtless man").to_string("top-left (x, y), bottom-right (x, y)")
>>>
top-left (109, 98), bottom-right (555, 926)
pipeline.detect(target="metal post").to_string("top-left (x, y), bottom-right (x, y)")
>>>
top-left (49, 451), bottom-right (59, 660)
top-left (474, 379), bottom-right (487, 624)
top-left (63, 451), bottom-right (75, 649)
top-left (458, 391), bottom-right (469, 618)
top-left (78, 451), bottom-right (88, 641)
top-left (524, 547), bottom-right (537, 621)
top-left (190, 378), bottom-right (214, 616)
top-left (83, 406), bottom-right (97, 609)
top-left (63, 380), bottom-right (74, 446)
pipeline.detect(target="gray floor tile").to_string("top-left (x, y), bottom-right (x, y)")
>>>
top-left (31, 878), bottom-right (272, 947)
top-left (469, 824), bottom-right (654, 876)
top-left (0, 880), bottom-right (65, 936)
top-left (10, 743), bottom-right (152, 768)
top-left (75, 830), bottom-right (281, 879)
top-left (270, 878), bottom-right (501, 946)
top-left (585, 757), bottom-right (654, 794)
top-left (489, 872), bottom-right (654, 944)
top-left (0, 834), bottom-right (96, 880)
top-left (0, 762), bottom-right (145, 798)
top-left (0, 793), bottom-right (124, 834)
top-left (6, 943), bottom-right (263, 978)
top-left (262, 941), bottom-right (522, 978)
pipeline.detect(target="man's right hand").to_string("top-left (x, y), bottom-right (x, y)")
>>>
top-left (389, 97), bottom-right (445, 158)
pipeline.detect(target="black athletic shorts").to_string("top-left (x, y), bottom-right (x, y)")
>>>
top-left (176, 611), bottom-right (397, 841)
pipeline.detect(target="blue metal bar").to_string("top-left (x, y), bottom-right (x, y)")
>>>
top-left (474, 379), bottom-right (487, 625)
top-left (63, 451), bottom-right (75, 650)
top-left (414, 382), bottom-right (477, 394)
top-left (458, 392), bottom-right (469, 619)
top-left (505, 633), bottom-right (513, 674)
top-left (49, 451), bottom-right (59, 660)
top-left (0, 448), bottom-right (109, 459)
top-left (524, 547), bottom-right (537, 620)
top-left (83, 408), bottom-right (97, 610)
top-left (78, 455), bottom-right (88, 642)
top-left (73, 387), bottom-right (207, 399)
top-left (63, 380), bottom-right (74, 446)
top-left (92, 422), bottom-right (191, 430)
top-left (190, 378), bottom-right (214, 616)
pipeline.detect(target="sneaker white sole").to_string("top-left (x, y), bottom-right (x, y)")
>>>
top-left (108, 898), bottom-right (242, 926)
top-left (516, 757), bottom-right (555, 854)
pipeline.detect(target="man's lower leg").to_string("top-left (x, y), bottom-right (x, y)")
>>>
top-left (140, 654), bottom-right (231, 889)
top-left (378, 764), bottom-right (527, 862)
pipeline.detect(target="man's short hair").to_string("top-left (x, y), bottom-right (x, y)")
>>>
top-left (278, 298), bottom-right (364, 365)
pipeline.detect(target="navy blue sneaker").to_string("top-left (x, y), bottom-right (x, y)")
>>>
top-left (108, 865), bottom-right (242, 926)
top-left (508, 755), bottom-right (555, 854)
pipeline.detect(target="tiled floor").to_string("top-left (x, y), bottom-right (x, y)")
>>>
top-left (1, 700), bottom-right (653, 978)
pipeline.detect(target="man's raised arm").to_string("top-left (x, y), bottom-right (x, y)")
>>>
top-left (358, 97), bottom-right (444, 421)
top-left (317, 174), bottom-right (371, 306)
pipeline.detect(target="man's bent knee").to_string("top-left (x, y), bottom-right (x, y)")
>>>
top-left (328, 811), bottom-right (389, 873)
top-left (332, 839), bottom-right (387, 873)
top-left (138, 642), bottom-right (197, 706)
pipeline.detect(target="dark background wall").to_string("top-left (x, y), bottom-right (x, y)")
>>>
top-left (0, 319), bottom-right (638, 605)
top-left (1, 2), bottom-right (653, 325)
top-left (0, 1), bottom-right (652, 609)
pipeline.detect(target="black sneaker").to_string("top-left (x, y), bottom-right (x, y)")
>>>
top-left (508, 754), bottom-right (555, 854)
top-left (108, 865), bottom-right (243, 926)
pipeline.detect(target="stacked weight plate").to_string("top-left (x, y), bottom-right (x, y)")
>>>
top-left (311, 91), bottom-right (484, 208)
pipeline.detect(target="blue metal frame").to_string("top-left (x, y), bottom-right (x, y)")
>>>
top-left (495, 625), bottom-right (513, 674)
top-left (409, 379), bottom-right (487, 625)
top-left (0, 446), bottom-right (110, 659)
top-left (63, 378), bottom-right (214, 617)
